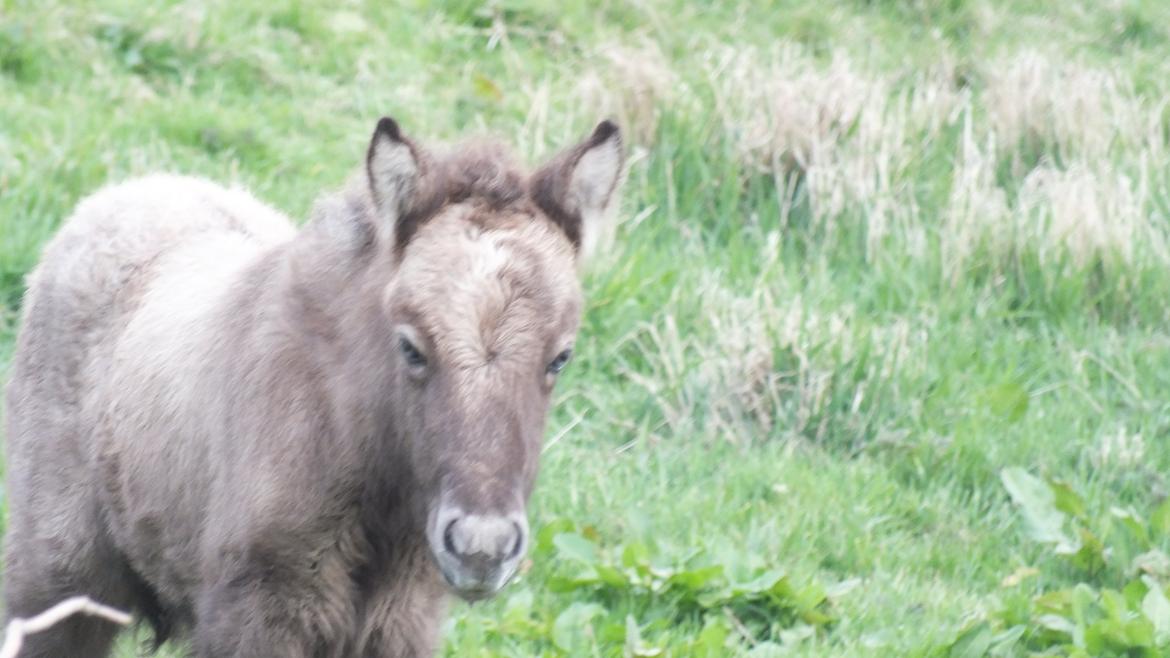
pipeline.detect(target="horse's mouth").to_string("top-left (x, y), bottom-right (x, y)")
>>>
top-left (437, 566), bottom-right (500, 602)
top-left (454, 585), bottom-right (495, 602)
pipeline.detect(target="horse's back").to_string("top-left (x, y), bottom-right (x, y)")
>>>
top-left (28, 173), bottom-right (293, 318)
top-left (7, 173), bottom-right (294, 448)
top-left (3, 174), bottom-right (295, 629)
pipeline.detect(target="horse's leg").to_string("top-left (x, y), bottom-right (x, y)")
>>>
top-left (4, 516), bottom-right (138, 658)
top-left (354, 549), bottom-right (447, 658)
top-left (193, 548), bottom-right (358, 658)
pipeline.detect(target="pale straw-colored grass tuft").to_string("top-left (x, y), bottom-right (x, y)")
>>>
top-left (704, 45), bottom-right (963, 257)
top-left (1091, 425), bottom-right (1147, 470)
top-left (944, 100), bottom-right (1168, 278)
top-left (619, 232), bottom-right (929, 444)
top-left (1016, 162), bottom-right (1154, 269)
top-left (942, 111), bottom-right (1011, 280)
top-left (575, 38), bottom-right (679, 146)
top-left (984, 50), bottom-right (1153, 162)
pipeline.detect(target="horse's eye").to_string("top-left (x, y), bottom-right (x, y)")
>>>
top-left (400, 336), bottom-right (427, 368)
top-left (547, 349), bottom-right (572, 375)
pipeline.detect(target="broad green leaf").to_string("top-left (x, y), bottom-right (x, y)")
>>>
top-left (1034, 614), bottom-right (1077, 638)
top-left (984, 382), bottom-right (1029, 423)
top-left (789, 581), bottom-right (829, 611)
top-left (547, 569), bottom-right (600, 593)
top-left (948, 621), bottom-right (994, 658)
top-left (694, 617), bottom-right (731, 657)
top-left (621, 541), bottom-right (651, 571)
top-left (501, 588), bottom-right (533, 630)
top-left (1153, 498), bottom-right (1170, 538)
top-left (1049, 479), bottom-right (1087, 520)
top-left (798, 608), bottom-right (834, 627)
top-left (1086, 615), bottom-right (1155, 651)
top-left (624, 615), bottom-right (664, 657)
top-left (1124, 578), bottom-right (1151, 608)
top-left (1142, 580), bottom-right (1170, 644)
top-left (1100, 588), bottom-right (1128, 623)
top-left (777, 624), bottom-right (815, 645)
top-left (595, 563), bottom-right (629, 588)
top-left (990, 624), bottom-right (1025, 649)
top-left (695, 588), bottom-right (732, 609)
top-left (732, 569), bottom-right (786, 596)
top-left (553, 532), bottom-right (598, 564)
top-left (1034, 588), bottom-right (1077, 615)
top-left (1113, 506), bottom-right (1151, 548)
top-left (668, 565), bottom-right (724, 592)
top-left (1067, 527), bottom-right (1106, 573)
top-left (535, 519), bottom-right (575, 556)
top-left (1133, 550), bottom-right (1170, 578)
top-left (551, 602), bottom-right (606, 653)
top-left (1001, 467), bottom-right (1070, 546)
top-left (598, 619), bottom-right (628, 645)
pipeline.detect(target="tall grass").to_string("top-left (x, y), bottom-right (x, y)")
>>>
top-left (3, 0), bottom-right (1170, 655)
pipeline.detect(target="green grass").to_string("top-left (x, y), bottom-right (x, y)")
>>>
top-left (4, 0), bottom-right (1170, 655)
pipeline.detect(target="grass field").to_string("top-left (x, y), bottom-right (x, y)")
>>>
top-left (4, 0), bottom-right (1170, 656)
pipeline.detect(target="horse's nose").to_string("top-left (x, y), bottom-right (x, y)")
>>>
top-left (444, 514), bottom-right (524, 565)
top-left (432, 510), bottom-right (528, 600)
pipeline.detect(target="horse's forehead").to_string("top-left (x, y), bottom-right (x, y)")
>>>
top-left (404, 207), bottom-right (571, 287)
top-left (398, 207), bottom-right (580, 353)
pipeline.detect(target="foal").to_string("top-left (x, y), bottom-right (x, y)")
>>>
top-left (4, 118), bottom-right (623, 656)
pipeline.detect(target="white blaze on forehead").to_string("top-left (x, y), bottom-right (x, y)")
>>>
top-left (446, 228), bottom-right (513, 365)
top-left (465, 226), bottom-right (511, 278)
top-left (394, 205), bottom-right (581, 368)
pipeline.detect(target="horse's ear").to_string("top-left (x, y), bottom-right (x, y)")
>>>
top-left (531, 121), bottom-right (624, 261)
top-left (366, 117), bottom-right (421, 244)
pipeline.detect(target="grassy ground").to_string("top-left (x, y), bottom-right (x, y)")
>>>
top-left (4, 0), bottom-right (1170, 655)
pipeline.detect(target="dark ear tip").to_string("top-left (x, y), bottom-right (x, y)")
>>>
top-left (589, 119), bottom-right (620, 145)
top-left (374, 116), bottom-right (403, 142)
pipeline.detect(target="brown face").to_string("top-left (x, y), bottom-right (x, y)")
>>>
top-left (365, 118), bottom-right (622, 600)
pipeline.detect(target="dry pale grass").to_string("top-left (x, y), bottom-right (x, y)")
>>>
top-left (702, 45), bottom-right (965, 258)
top-left (943, 118), bottom-right (1169, 278)
top-left (1016, 162), bottom-right (1162, 269)
top-left (1091, 425), bottom-right (1147, 470)
top-left (942, 111), bottom-right (1011, 280)
top-left (697, 43), bottom-right (1170, 281)
top-left (577, 36), bottom-right (1170, 442)
top-left (512, 32), bottom-right (1170, 291)
top-left (618, 232), bottom-right (930, 444)
top-left (574, 38), bottom-right (679, 147)
top-left (510, 33), bottom-right (1170, 445)
top-left (575, 37), bottom-right (1170, 282)
top-left (983, 50), bottom-right (1158, 163)
top-left (511, 36), bottom-right (678, 163)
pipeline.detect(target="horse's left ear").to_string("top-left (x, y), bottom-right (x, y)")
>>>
top-left (366, 116), bottom-right (423, 246)
top-left (531, 121), bottom-right (624, 259)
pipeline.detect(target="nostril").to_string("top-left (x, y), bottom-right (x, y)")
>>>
top-left (507, 521), bottom-right (524, 560)
top-left (443, 519), bottom-right (459, 556)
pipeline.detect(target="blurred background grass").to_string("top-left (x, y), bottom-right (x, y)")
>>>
top-left (3, 0), bottom-right (1170, 655)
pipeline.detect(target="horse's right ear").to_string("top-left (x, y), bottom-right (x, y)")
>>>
top-left (530, 121), bottom-right (623, 262)
top-left (366, 117), bottom-right (421, 244)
